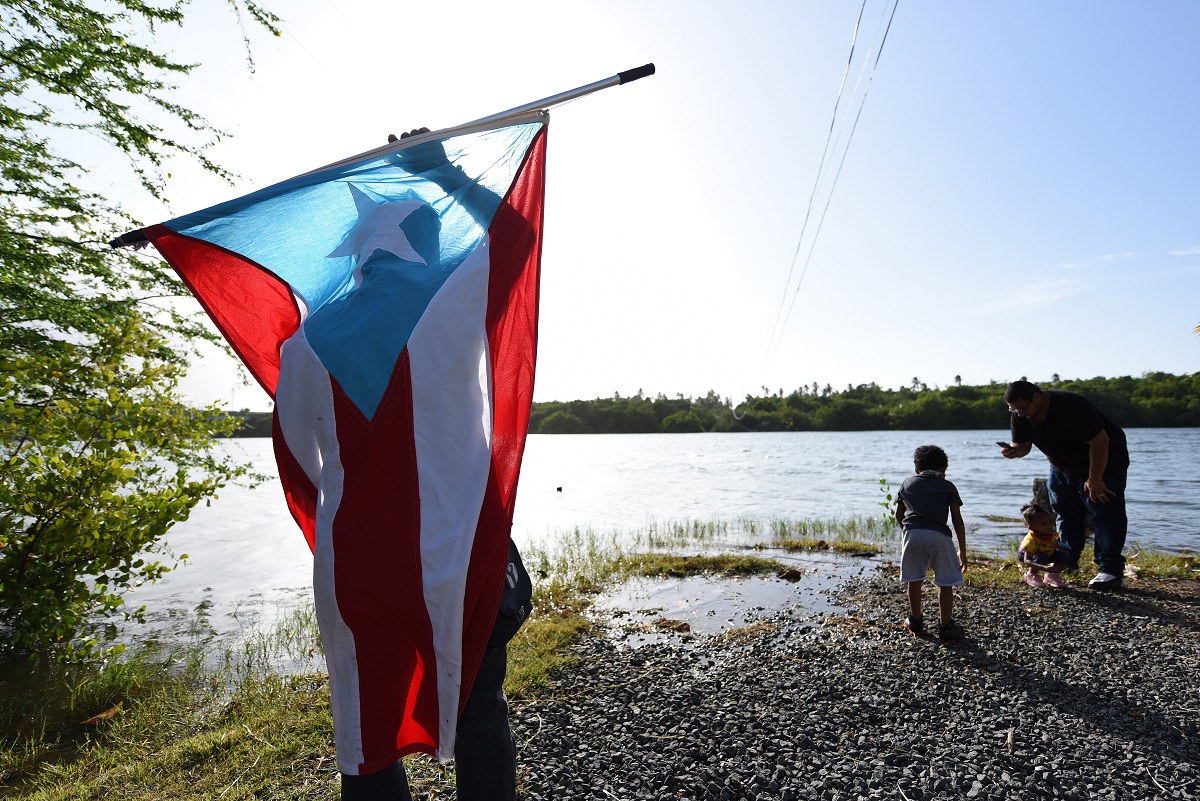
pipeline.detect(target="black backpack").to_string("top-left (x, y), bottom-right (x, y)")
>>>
top-left (489, 539), bottom-right (533, 646)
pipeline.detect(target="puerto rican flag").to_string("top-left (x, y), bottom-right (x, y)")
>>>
top-left (139, 115), bottom-right (546, 773)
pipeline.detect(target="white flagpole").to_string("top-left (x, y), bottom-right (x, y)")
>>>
top-left (455, 63), bottom-right (655, 130)
top-left (296, 64), bottom-right (655, 177)
top-left (110, 64), bottom-right (654, 249)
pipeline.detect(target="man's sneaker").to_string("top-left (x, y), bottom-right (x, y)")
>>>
top-left (1044, 573), bottom-right (1068, 588)
top-left (937, 620), bottom-right (965, 642)
top-left (1089, 572), bottom-right (1122, 590)
top-left (904, 616), bottom-right (924, 634)
top-left (1023, 571), bottom-right (1045, 588)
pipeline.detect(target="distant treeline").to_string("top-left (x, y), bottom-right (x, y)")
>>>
top-left (223, 372), bottom-right (1200, 436)
top-left (221, 410), bottom-right (272, 437)
top-left (529, 373), bottom-right (1200, 434)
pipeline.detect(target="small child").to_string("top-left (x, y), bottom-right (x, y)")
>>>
top-left (894, 445), bottom-right (968, 641)
top-left (1018, 502), bottom-right (1070, 588)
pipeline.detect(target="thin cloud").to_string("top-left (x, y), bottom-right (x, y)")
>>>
top-left (1170, 246), bottom-right (1200, 256)
top-left (1060, 251), bottom-right (1140, 270)
top-left (1140, 263), bottom-right (1200, 279)
top-left (970, 278), bottom-right (1085, 316)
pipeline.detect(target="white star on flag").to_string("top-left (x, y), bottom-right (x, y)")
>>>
top-left (327, 185), bottom-right (428, 266)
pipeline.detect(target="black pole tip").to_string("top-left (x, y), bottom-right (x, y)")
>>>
top-left (109, 229), bottom-right (149, 250)
top-left (617, 63), bottom-right (656, 85)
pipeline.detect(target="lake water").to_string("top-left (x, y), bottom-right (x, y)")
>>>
top-left (116, 428), bottom-right (1199, 650)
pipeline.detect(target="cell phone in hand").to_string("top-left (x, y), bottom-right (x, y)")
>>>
top-left (996, 441), bottom-right (1009, 448)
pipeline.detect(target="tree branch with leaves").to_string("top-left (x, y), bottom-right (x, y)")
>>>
top-left (0, 0), bottom-right (279, 660)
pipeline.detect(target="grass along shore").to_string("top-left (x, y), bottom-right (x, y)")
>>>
top-left (2, 518), bottom-right (1196, 799)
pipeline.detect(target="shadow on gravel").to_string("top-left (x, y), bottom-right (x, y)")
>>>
top-left (938, 637), bottom-right (1198, 769)
top-left (1075, 580), bottom-right (1200, 634)
top-left (915, 577), bottom-right (1200, 779)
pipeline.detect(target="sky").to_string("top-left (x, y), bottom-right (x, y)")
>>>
top-left (104, 0), bottom-right (1200, 410)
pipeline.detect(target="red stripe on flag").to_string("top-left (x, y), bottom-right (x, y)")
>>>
top-left (458, 126), bottom-right (548, 711)
top-left (328, 354), bottom-right (440, 770)
top-left (144, 224), bottom-right (300, 398)
top-left (271, 411), bottom-right (318, 552)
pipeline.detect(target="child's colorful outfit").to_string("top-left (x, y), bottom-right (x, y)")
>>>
top-left (1018, 529), bottom-right (1070, 568)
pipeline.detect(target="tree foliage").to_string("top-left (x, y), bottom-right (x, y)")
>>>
top-left (0, 0), bottom-right (279, 659)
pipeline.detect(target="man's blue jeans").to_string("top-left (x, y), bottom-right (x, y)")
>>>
top-left (1047, 464), bottom-right (1128, 576)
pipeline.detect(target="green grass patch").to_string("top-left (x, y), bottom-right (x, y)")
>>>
top-left (616, 552), bottom-right (783, 578)
top-left (504, 576), bottom-right (593, 700)
top-left (963, 541), bottom-right (1200, 588)
top-left (19, 672), bottom-right (337, 800)
top-left (1125, 544), bottom-right (1199, 580)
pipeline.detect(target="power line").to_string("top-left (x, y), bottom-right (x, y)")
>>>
top-left (761, 0), bottom-right (869, 372)
top-left (761, 0), bottom-right (901, 372)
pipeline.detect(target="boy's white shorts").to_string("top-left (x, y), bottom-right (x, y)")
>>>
top-left (900, 528), bottom-right (964, 586)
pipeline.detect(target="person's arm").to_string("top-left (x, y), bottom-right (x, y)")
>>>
top-left (894, 497), bottom-right (906, 528)
top-left (1019, 552), bottom-right (1070, 574)
top-left (1000, 441), bottom-right (1032, 459)
top-left (1004, 412), bottom-right (1034, 458)
top-left (1083, 429), bottom-right (1112, 503)
top-left (950, 504), bottom-right (967, 572)
top-left (389, 128), bottom-right (502, 224)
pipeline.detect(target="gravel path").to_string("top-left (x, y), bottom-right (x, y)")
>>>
top-left (511, 570), bottom-right (1200, 800)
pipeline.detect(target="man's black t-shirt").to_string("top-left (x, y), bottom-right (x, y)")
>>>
top-left (1010, 390), bottom-right (1129, 478)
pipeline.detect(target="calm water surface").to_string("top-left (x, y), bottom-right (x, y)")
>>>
top-left (115, 429), bottom-right (1199, 649)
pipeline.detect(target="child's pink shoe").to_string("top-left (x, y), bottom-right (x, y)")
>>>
top-left (1023, 570), bottom-right (1045, 588)
top-left (1044, 573), bottom-right (1068, 588)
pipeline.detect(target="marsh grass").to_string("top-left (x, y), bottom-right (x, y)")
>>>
top-left (766, 515), bottom-right (890, 555)
top-left (634, 518), bottom-right (740, 549)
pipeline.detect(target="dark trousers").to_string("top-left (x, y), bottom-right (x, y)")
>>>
top-left (340, 643), bottom-right (515, 801)
top-left (1047, 464), bottom-right (1128, 576)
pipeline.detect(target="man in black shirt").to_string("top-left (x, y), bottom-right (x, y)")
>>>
top-left (999, 380), bottom-right (1129, 590)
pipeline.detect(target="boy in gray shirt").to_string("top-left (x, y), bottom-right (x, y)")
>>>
top-left (894, 445), bottom-right (968, 641)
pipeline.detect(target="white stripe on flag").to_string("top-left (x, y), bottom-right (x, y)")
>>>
top-left (409, 240), bottom-right (494, 759)
top-left (276, 331), bottom-right (363, 771)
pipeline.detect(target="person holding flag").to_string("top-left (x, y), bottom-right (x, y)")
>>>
top-left (323, 128), bottom-right (538, 798)
top-left (123, 117), bottom-right (547, 798)
top-left (112, 65), bottom-right (653, 799)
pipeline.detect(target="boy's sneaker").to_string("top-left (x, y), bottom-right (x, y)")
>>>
top-left (937, 620), bottom-right (965, 642)
top-left (1044, 573), bottom-right (1068, 588)
top-left (904, 616), bottom-right (924, 634)
top-left (1023, 570), bottom-right (1045, 588)
top-left (1089, 572), bottom-right (1122, 591)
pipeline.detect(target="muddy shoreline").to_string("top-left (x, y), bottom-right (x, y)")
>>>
top-left (511, 570), bottom-right (1200, 800)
